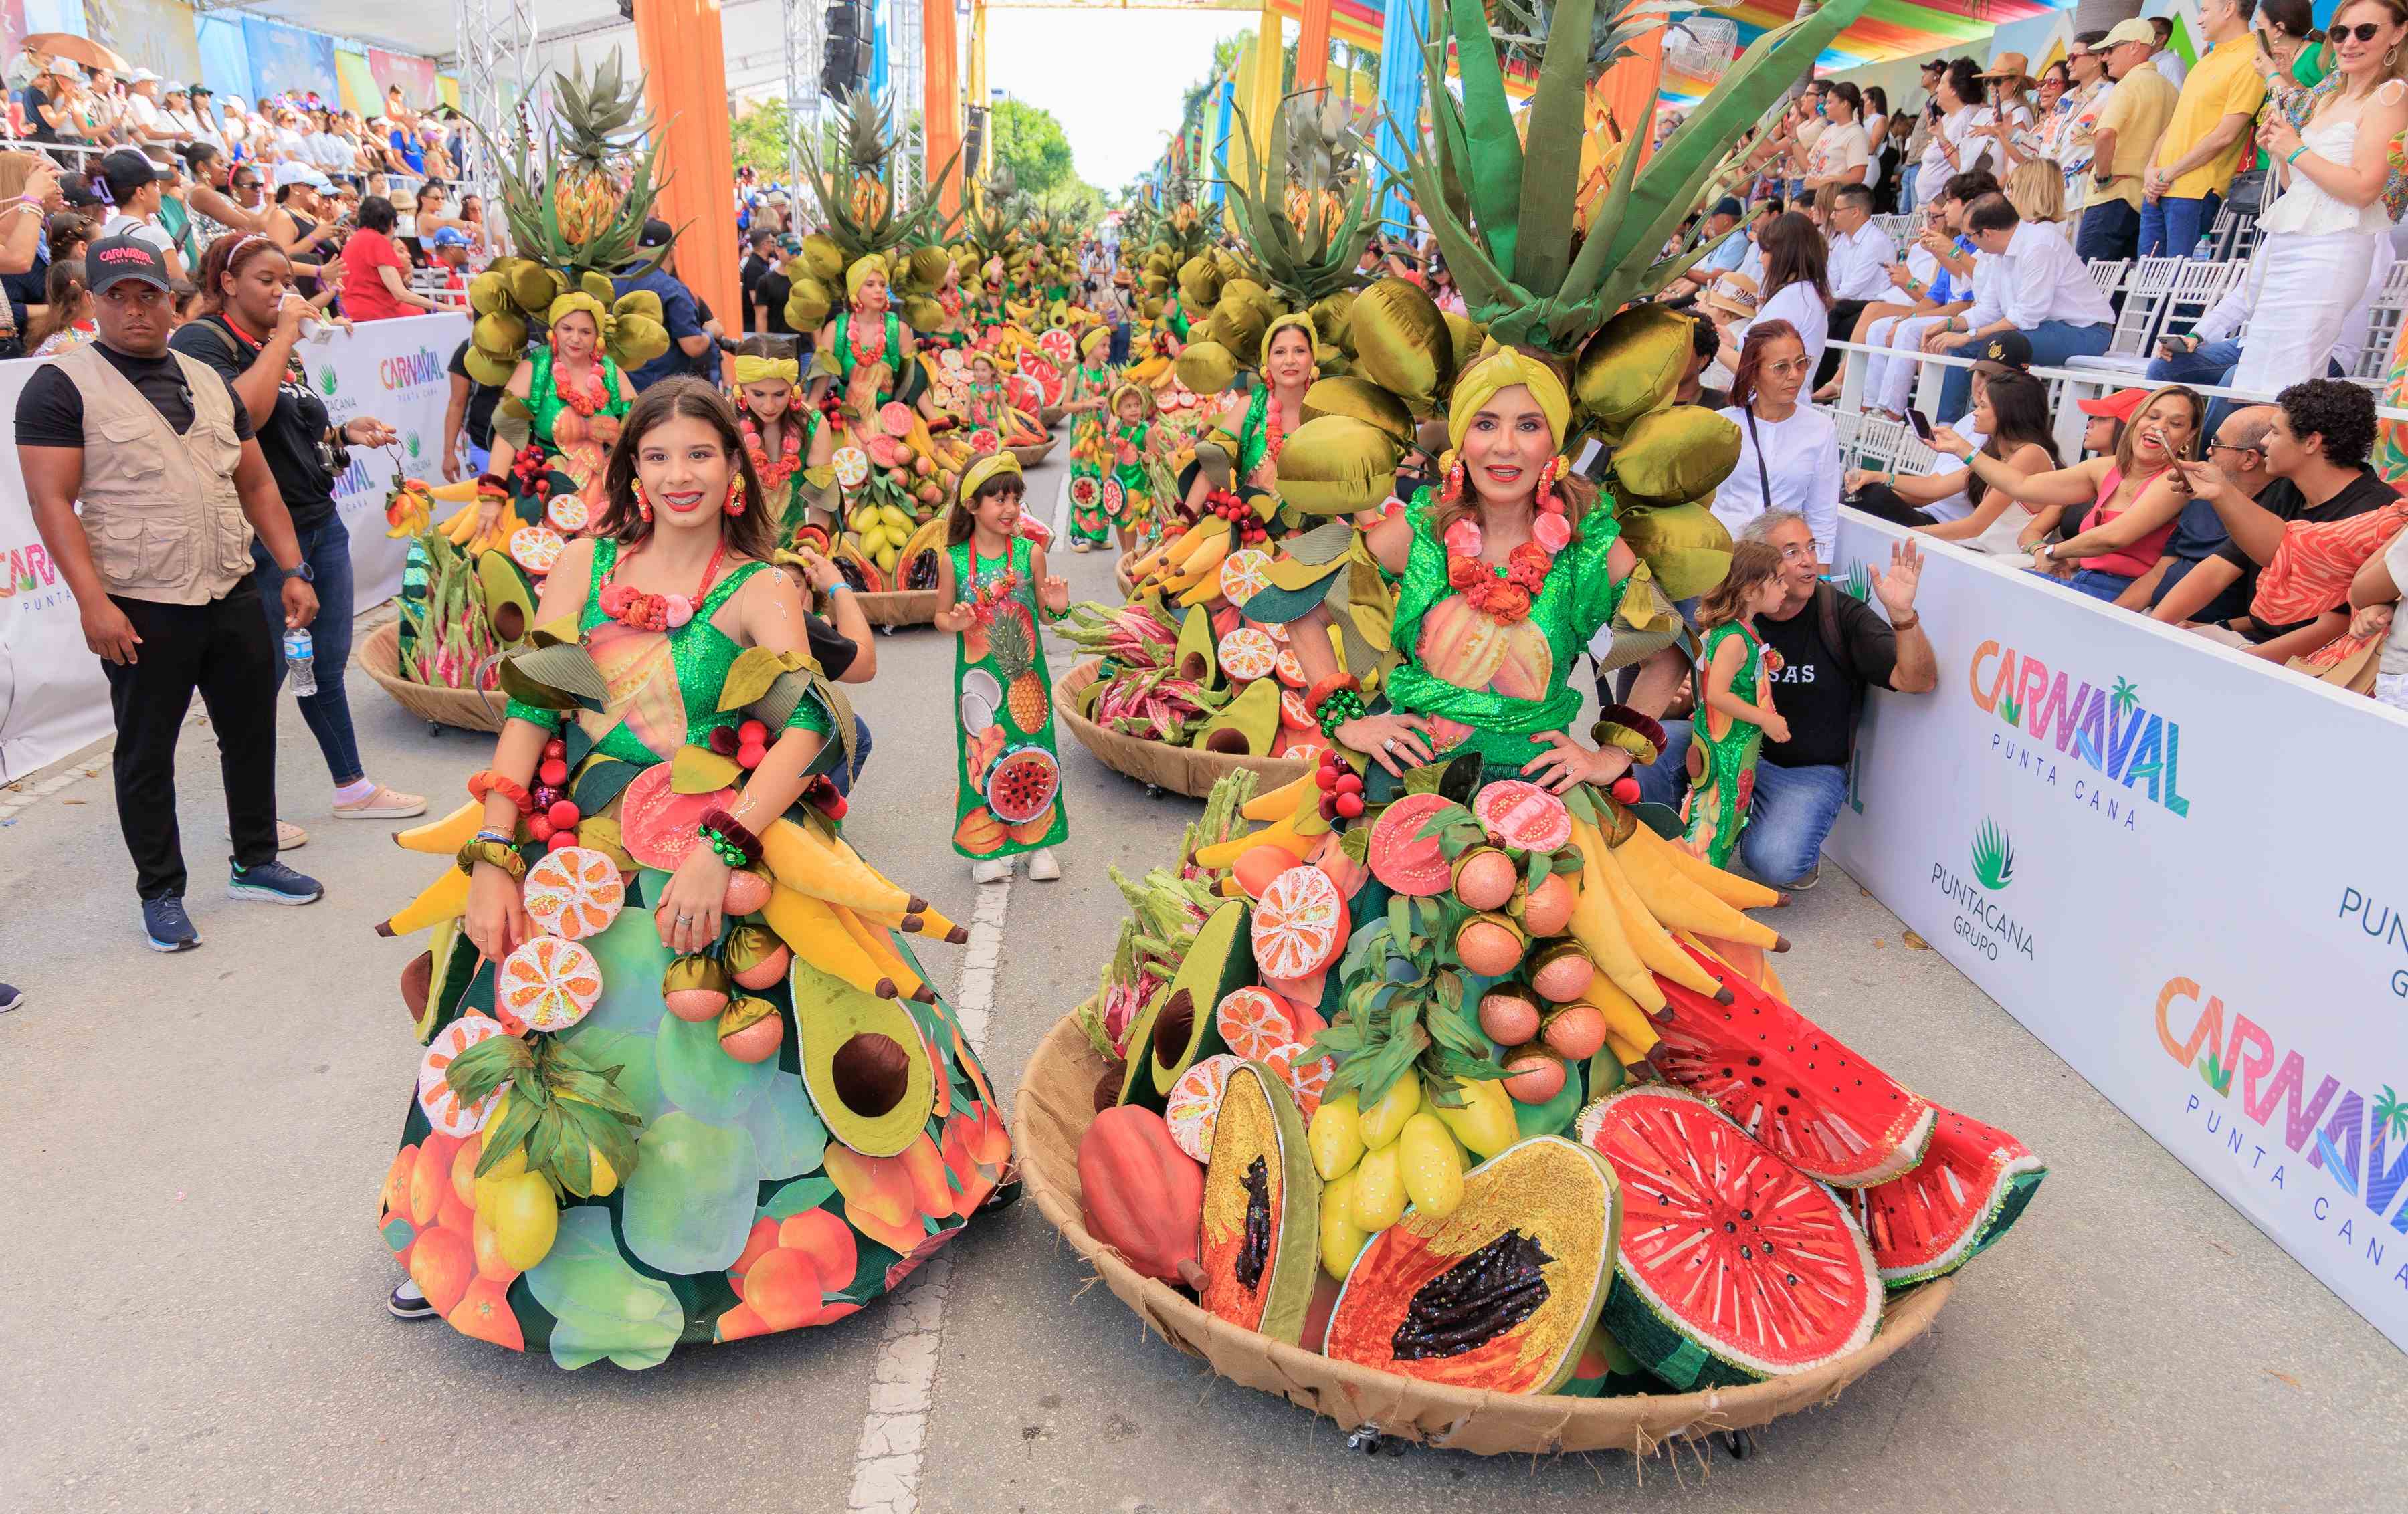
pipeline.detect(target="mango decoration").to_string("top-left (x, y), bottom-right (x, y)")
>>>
top-left (1355, 1075), bottom-right (1421, 1150)
top-left (1396, 1112), bottom-right (1466, 1219)
top-left (1319, 1170), bottom-right (1371, 1281)
top-left (1433, 1077), bottom-right (1521, 1160)
top-left (1308, 1090), bottom-right (1365, 1181)
top-left (1348, 1141), bottom-right (1407, 1231)
top-left (1610, 405), bottom-right (1742, 507)
top-left (1573, 304), bottom-right (1695, 439)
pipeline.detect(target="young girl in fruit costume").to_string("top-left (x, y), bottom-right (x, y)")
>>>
top-left (382, 377), bottom-right (1011, 1362)
top-left (478, 294), bottom-right (641, 537)
top-left (1064, 326), bottom-right (1118, 552)
top-left (934, 452), bottom-right (1072, 885)
top-left (1103, 382), bottom-right (1160, 554)
top-left (730, 344), bottom-right (835, 546)
top-left (1680, 538), bottom-right (1790, 868)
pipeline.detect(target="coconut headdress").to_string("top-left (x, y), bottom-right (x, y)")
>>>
top-left (460, 50), bottom-right (676, 388)
top-left (783, 89), bottom-right (963, 335)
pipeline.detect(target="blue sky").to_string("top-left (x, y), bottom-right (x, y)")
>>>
top-left (985, 9), bottom-right (1257, 189)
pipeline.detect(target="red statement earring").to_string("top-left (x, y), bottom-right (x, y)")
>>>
top-left (725, 474), bottom-right (748, 516)
top-left (1441, 459), bottom-right (1466, 503)
top-left (633, 479), bottom-right (654, 523)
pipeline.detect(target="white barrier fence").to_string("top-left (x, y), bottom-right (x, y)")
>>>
top-left (1826, 510), bottom-right (2408, 1354)
top-left (0, 311), bottom-right (470, 781)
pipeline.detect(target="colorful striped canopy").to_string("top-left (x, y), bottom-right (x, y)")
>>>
top-left (1664, 1), bottom-right (2075, 92)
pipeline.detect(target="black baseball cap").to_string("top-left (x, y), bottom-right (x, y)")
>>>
top-left (87, 235), bottom-right (174, 294)
top-left (640, 218), bottom-right (673, 247)
top-left (1712, 196), bottom-right (1744, 219)
top-left (99, 148), bottom-right (159, 197)
top-left (1972, 330), bottom-right (2033, 377)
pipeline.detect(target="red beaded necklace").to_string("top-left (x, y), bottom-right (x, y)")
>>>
top-left (963, 546), bottom-right (1021, 626)
top-left (846, 310), bottom-right (888, 366)
top-left (740, 416), bottom-right (803, 492)
top-left (1445, 536), bottom-right (1552, 624)
top-left (598, 539), bottom-right (725, 632)
top-left (553, 350), bottom-right (607, 417)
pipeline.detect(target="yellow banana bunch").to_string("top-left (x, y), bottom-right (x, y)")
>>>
top-left (1567, 819), bottom-right (1667, 1015)
top-left (1610, 821), bottom-right (1787, 951)
top-left (1586, 840), bottom-right (1727, 998)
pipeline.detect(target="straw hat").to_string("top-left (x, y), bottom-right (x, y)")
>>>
top-left (1978, 52), bottom-right (2033, 84)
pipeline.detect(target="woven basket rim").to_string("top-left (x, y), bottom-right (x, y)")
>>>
top-left (358, 619), bottom-right (510, 732)
top-left (1052, 657), bottom-right (1310, 798)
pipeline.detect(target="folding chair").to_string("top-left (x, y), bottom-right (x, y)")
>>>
top-left (2065, 256), bottom-right (2183, 376)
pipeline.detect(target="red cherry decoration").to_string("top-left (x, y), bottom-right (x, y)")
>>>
top-left (1335, 773), bottom-right (1363, 796)
top-left (537, 758), bottom-right (569, 788)
top-left (737, 742), bottom-right (767, 771)
top-left (708, 725), bottom-right (741, 757)
top-left (819, 791), bottom-right (849, 821)
top-left (545, 830), bottom-right (580, 853)
top-left (528, 815), bottom-right (557, 843)
top-left (1609, 776), bottom-right (1641, 805)
top-left (738, 718), bottom-right (769, 746)
top-left (543, 738), bottom-right (566, 760)
top-left (547, 799), bottom-right (580, 830)
top-left (1333, 792), bottom-right (1365, 819)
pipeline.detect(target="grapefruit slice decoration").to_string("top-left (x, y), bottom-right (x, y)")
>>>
top-left (498, 936), bottom-right (604, 1033)
top-left (522, 845), bottom-right (625, 940)
top-left (417, 1014), bottom-right (508, 1136)
top-left (1252, 865), bottom-right (1348, 980)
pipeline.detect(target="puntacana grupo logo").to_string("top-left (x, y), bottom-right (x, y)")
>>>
top-left (1971, 819), bottom-right (2014, 891)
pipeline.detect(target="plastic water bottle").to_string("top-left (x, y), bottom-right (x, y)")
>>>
top-left (283, 629), bottom-right (317, 698)
top-left (2191, 233), bottom-right (2217, 261)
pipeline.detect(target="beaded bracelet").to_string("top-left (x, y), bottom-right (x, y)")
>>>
top-left (455, 837), bottom-right (528, 880)
top-left (1314, 686), bottom-right (1367, 740)
top-left (468, 770), bottom-right (536, 815)
top-left (1304, 673), bottom-right (1361, 717)
top-left (697, 808), bottom-right (763, 870)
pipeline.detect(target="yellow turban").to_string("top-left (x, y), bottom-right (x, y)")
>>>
top-left (1446, 348), bottom-right (1571, 456)
top-left (546, 290), bottom-right (607, 332)
top-left (959, 450), bottom-right (1023, 503)
top-left (845, 255), bottom-right (890, 298)
top-left (731, 354), bottom-right (801, 385)
top-left (1258, 311), bottom-right (1320, 368)
top-left (1078, 326), bottom-right (1111, 358)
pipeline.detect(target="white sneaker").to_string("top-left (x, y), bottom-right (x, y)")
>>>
top-left (334, 783), bottom-right (429, 820)
top-left (971, 857), bottom-right (1010, 885)
top-left (1027, 847), bottom-right (1062, 881)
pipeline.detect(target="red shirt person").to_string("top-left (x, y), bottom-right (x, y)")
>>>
top-left (339, 195), bottom-right (442, 322)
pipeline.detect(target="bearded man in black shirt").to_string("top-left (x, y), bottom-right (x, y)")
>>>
top-left (1632, 511), bottom-right (1938, 887)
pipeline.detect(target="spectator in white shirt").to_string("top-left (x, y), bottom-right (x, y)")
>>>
top-left (1803, 82), bottom-right (1874, 192)
top-left (95, 148), bottom-right (187, 284)
top-left (1715, 320), bottom-right (1845, 562)
top-left (1915, 59), bottom-right (2001, 207)
top-left (1926, 193), bottom-right (2114, 415)
top-left (2148, 235), bottom-right (2393, 433)
top-left (1717, 210), bottom-right (1833, 376)
top-left (2152, 17), bottom-right (2190, 88)
top-left (1817, 183), bottom-right (1897, 388)
top-left (161, 86), bottom-right (209, 148)
top-left (1979, 52), bottom-right (2039, 138)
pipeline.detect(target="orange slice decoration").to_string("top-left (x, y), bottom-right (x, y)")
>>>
top-left (1276, 647), bottom-right (1305, 686)
top-left (1217, 547), bottom-right (1272, 604)
top-left (1163, 1053), bottom-right (1241, 1163)
top-left (1217, 627), bottom-right (1279, 683)
top-left (1262, 1041), bottom-right (1336, 1120)
top-left (417, 1014), bottom-right (508, 1136)
top-left (521, 845), bottom-right (625, 941)
top-left (833, 447), bottom-right (870, 488)
top-left (1213, 987), bottom-right (1298, 1061)
top-left (546, 494), bottom-right (591, 534)
top-left (1252, 865), bottom-right (1346, 982)
top-left (497, 936), bottom-right (604, 1033)
top-left (509, 524), bottom-right (565, 576)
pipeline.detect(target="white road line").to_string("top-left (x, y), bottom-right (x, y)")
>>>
top-left (845, 868), bottom-right (1012, 1514)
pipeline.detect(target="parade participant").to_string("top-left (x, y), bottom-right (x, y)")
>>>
top-left (1185, 314), bottom-right (1317, 520)
top-left (956, 348), bottom-right (1013, 432)
top-left (1680, 538), bottom-right (1793, 866)
top-left (809, 254), bottom-right (920, 410)
top-left (383, 374), bottom-right (1009, 1354)
top-left (934, 452), bottom-right (1072, 883)
top-left (15, 236), bottom-right (325, 950)
top-left (173, 231), bottom-right (428, 826)
top-left (730, 338), bottom-right (833, 541)
top-left (476, 293), bottom-right (639, 534)
top-left (1064, 326), bottom-right (1118, 550)
top-left (1101, 381), bottom-right (1159, 552)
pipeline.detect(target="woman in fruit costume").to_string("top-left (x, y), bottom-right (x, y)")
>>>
top-left (476, 294), bottom-right (639, 540)
top-left (380, 377), bottom-right (1011, 1362)
top-left (1064, 326), bottom-right (1119, 552)
top-left (936, 453), bottom-right (1073, 884)
top-left (1678, 538), bottom-right (1790, 868)
top-left (1183, 314), bottom-right (1320, 522)
top-left (730, 344), bottom-right (835, 546)
top-left (809, 255), bottom-right (922, 413)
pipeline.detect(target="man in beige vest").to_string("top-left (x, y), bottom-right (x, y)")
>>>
top-left (16, 236), bottom-right (325, 952)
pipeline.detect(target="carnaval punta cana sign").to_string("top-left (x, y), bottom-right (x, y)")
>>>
top-left (1825, 510), bottom-right (2408, 1354)
top-left (0, 314), bottom-right (468, 781)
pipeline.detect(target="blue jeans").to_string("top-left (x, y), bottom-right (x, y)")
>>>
top-left (1938, 320), bottom-right (2112, 416)
top-left (2139, 191), bottom-right (2220, 259)
top-left (248, 515), bottom-right (362, 786)
top-left (827, 714), bottom-right (874, 797)
top-left (1633, 720), bottom-right (1849, 887)
top-left (2035, 566), bottom-right (2137, 602)
top-left (2075, 197), bottom-right (2140, 264)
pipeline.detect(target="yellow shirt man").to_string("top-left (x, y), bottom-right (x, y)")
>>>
top-left (2154, 34), bottom-right (2268, 198)
top-left (2091, 64), bottom-right (2179, 211)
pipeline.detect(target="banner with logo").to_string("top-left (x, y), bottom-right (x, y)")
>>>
top-left (1826, 512), bottom-right (2408, 1355)
top-left (0, 313), bottom-right (467, 782)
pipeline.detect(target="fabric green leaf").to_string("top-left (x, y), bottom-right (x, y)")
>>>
top-left (620, 1111), bottom-right (761, 1275)
top-left (654, 1008), bottom-right (775, 1121)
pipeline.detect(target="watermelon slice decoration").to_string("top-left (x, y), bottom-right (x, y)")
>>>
top-left (1100, 476), bottom-right (1125, 518)
top-left (1005, 374), bottom-right (1043, 413)
top-left (968, 427), bottom-right (1002, 456)
top-left (1473, 780), bottom-right (1572, 853)
top-left (1651, 947), bottom-right (1936, 1186)
top-left (1846, 1104), bottom-right (2047, 1287)
top-left (1070, 475), bottom-right (1101, 509)
top-left (1367, 792), bottom-right (1458, 897)
top-left (508, 524), bottom-right (565, 576)
top-left (1039, 328), bottom-right (1076, 364)
top-left (617, 764), bottom-right (739, 872)
top-left (1017, 515), bottom-right (1053, 548)
top-left (1577, 1085), bottom-right (1882, 1389)
top-left (985, 746), bottom-right (1060, 825)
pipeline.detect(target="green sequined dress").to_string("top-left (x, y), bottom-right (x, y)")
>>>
top-left (1385, 488), bottom-right (1627, 772)
top-left (524, 346), bottom-right (631, 522)
top-left (1681, 621), bottom-right (1767, 869)
top-left (949, 536), bottom-right (1070, 859)
top-left (389, 537), bottom-right (1011, 1370)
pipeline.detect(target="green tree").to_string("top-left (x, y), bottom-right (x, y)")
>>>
top-left (731, 97), bottom-right (793, 179)
top-left (990, 97), bottom-right (1081, 195)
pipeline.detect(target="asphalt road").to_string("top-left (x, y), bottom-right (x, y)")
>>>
top-left (3, 451), bottom-right (2402, 1513)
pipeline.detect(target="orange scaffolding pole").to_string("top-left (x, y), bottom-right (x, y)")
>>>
top-left (1296, 0), bottom-right (1332, 88)
top-left (928, 0), bottom-right (965, 215)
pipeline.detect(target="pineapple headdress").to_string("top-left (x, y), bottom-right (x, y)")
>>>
top-left (460, 50), bottom-right (674, 384)
top-left (785, 89), bottom-right (963, 332)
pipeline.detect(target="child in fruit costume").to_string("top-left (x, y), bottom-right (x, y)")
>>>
top-left (1678, 538), bottom-right (1790, 869)
top-left (934, 453), bottom-right (1072, 884)
top-left (1064, 327), bottom-right (1118, 552)
top-left (1104, 382), bottom-right (1161, 554)
top-left (478, 295), bottom-right (641, 541)
top-left (955, 350), bottom-right (1013, 433)
top-left (731, 346), bottom-right (836, 546)
top-left (381, 377), bottom-right (1011, 1362)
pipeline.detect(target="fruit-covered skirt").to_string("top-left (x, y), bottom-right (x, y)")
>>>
top-left (379, 841), bottom-right (1012, 1368)
top-left (949, 534), bottom-right (1070, 859)
top-left (1067, 411), bottom-right (1114, 548)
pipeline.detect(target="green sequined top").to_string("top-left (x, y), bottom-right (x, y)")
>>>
top-left (503, 537), bottom-right (833, 760)
top-left (526, 345), bottom-right (630, 451)
top-left (1385, 487), bottom-right (1627, 768)
top-left (1236, 386), bottom-right (1272, 481)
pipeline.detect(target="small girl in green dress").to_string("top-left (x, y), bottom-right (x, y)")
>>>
top-left (1682, 539), bottom-right (1791, 868)
top-left (934, 453), bottom-right (1073, 884)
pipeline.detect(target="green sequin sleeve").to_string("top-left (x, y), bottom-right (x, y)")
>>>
top-left (1569, 500), bottom-right (1627, 647)
top-left (503, 697), bottom-right (567, 730)
top-left (782, 694), bottom-right (835, 737)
